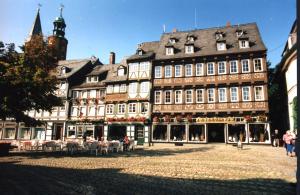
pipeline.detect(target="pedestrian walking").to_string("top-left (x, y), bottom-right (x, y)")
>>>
top-left (272, 129), bottom-right (280, 147)
top-left (283, 130), bottom-right (293, 157)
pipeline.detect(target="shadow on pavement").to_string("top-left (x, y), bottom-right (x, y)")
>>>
top-left (0, 161), bottom-right (296, 195)
top-left (6, 146), bottom-right (215, 159)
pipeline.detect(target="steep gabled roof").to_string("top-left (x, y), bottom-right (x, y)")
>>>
top-left (56, 59), bottom-right (91, 79)
top-left (28, 9), bottom-right (42, 41)
top-left (127, 41), bottom-right (159, 61)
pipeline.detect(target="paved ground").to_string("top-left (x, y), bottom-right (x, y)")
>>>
top-left (0, 144), bottom-right (297, 195)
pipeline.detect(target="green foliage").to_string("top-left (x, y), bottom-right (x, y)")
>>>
top-left (0, 36), bottom-right (62, 126)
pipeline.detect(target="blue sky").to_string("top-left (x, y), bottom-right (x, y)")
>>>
top-left (0, 0), bottom-right (295, 66)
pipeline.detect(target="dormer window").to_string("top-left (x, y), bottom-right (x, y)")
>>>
top-left (169, 38), bottom-right (176, 44)
top-left (239, 40), bottom-right (249, 48)
top-left (86, 76), bottom-right (98, 83)
top-left (215, 32), bottom-right (223, 40)
top-left (185, 45), bottom-right (194, 54)
top-left (236, 30), bottom-right (243, 37)
top-left (217, 42), bottom-right (226, 51)
top-left (166, 47), bottom-right (174, 55)
top-left (187, 36), bottom-right (195, 42)
top-left (117, 67), bottom-right (125, 76)
top-left (137, 49), bottom-right (144, 56)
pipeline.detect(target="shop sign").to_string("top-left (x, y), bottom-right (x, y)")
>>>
top-left (196, 117), bottom-right (235, 123)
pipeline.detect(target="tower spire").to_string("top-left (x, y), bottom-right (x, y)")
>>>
top-left (59, 4), bottom-right (64, 17)
top-left (28, 4), bottom-right (43, 41)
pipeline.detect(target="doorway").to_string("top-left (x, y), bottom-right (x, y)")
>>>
top-left (54, 123), bottom-right (63, 140)
top-left (207, 123), bottom-right (225, 143)
top-left (134, 125), bottom-right (144, 145)
top-left (94, 125), bottom-right (103, 140)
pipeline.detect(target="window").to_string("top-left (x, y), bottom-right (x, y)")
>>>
top-left (86, 76), bottom-right (98, 83)
top-left (165, 91), bottom-right (172, 104)
top-left (185, 45), bottom-right (194, 54)
top-left (239, 40), bottom-right (249, 48)
top-left (236, 31), bottom-right (243, 37)
top-left (207, 63), bottom-right (214, 75)
top-left (254, 58), bottom-right (263, 72)
top-left (169, 39), bottom-right (176, 44)
top-left (215, 33), bottom-right (223, 39)
top-left (140, 82), bottom-right (149, 93)
top-left (4, 128), bottom-right (16, 139)
top-left (32, 128), bottom-right (45, 140)
top-left (217, 42), bottom-right (226, 51)
top-left (88, 106), bottom-right (96, 116)
top-left (218, 88), bottom-right (227, 102)
top-left (186, 90), bottom-right (193, 103)
top-left (140, 61), bottom-right (150, 72)
top-left (118, 104), bottom-right (126, 114)
top-left (99, 89), bottom-right (105, 98)
top-left (242, 86), bottom-right (251, 101)
top-left (97, 106), bottom-right (105, 116)
top-left (118, 68), bottom-right (125, 76)
top-left (165, 65), bottom-right (172, 78)
top-left (90, 90), bottom-right (96, 98)
top-left (155, 91), bottom-right (161, 104)
top-left (73, 91), bottom-right (79, 98)
top-left (196, 63), bottom-right (204, 76)
top-left (155, 66), bottom-right (162, 78)
top-left (166, 47), bottom-right (174, 55)
top-left (129, 83), bottom-right (138, 94)
top-left (196, 89), bottom-right (204, 103)
top-left (71, 107), bottom-right (78, 116)
top-left (141, 102), bottom-right (149, 113)
top-left (107, 85), bottom-right (113, 94)
top-left (185, 64), bottom-right (192, 77)
top-left (79, 107), bottom-right (86, 117)
top-left (129, 63), bottom-right (138, 73)
top-left (230, 61), bottom-right (238, 73)
top-left (175, 65), bottom-right (182, 77)
top-left (241, 60), bottom-right (250, 73)
top-left (113, 85), bottom-right (120, 93)
top-left (106, 104), bottom-right (114, 114)
top-left (218, 62), bottom-right (226, 74)
top-left (254, 86), bottom-right (264, 100)
top-left (129, 103), bottom-right (136, 113)
top-left (81, 91), bottom-right (87, 99)
top-left (19, 127), bottom-right (31, 139)
top-left (207, 88), bottom-right (215, 102)
top-left (230, 87), bottom-right (238, 102)
top-left (175, 90), bottom-right (182, 104)
top-left (120, 84), bottom-right (127, 92)
top-left (67, 126), bottom-right (76, 138)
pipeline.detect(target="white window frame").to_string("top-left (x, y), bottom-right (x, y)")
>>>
top-left (242, 86), bottom-right (251, 101)
top-left (196, 63), bottom-right (204, 76)
top-left (207, 62), bottom-right (215, 75)
top-left (230, 87), bottom-right (239, 102)
top-left (218, 61), bottom-right (226, 75)
top-left (185, 90), bottom-right (193, 104)
top-left (129, 83), bottom-right (138, 94)
top-left (107, 85), bottom-right (113, 94)
top-left (120, 84), bottom-right (127, 93)
top-left (128, 103), bottom-right (136, 113)
top-left (106, 104), bottom-right (114, 114)
top-left (185, 45), bottom-right (194, 54)
top-left (196, 89), bottom-right (204, 103)
top-left (140, 82), bottom-right (149, 93)
top-left (118, 104), bottom-right (126, 114)
top-left (141, 102), bottom-right (149, 113)
top-left (166, 47), bottom-right (174, 55)
top-left (88, 106), bottom-right (96, 116)
top-left (165, 65), bottom-right (172, 78)
top-left (73, 91), bottom-right (79, 98)
top-left (254, 86), bottom-right (264, 101)
top-left (155, 66), bottom-right (162, 78)
top-left (164, 90), bottom-right (172, 104)
top-left (185, 64), bottom-right (192, 77)
top-left (230, 61), bottom-right (238, 74)
top-left (241, 59), bottom-right (250, 73)
top-left (254, 58), bottom-right (263, 72)
top-left (175, 90), bottom-right (182, 104)
top-left (218, 88), bottom-right (227, 102)
top-left (217, 42), bottom-right (226, 51)
top-left (154, 91), bottom-right (162, 104)
top-left (175, 65), bottom-right (182, 77)
top-left (239, 40), bottom-right (249, 48)
top-left (207, 88), bottom-right (215, 103)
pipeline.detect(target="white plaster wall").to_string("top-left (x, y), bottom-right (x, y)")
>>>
top-left (285, 59), bottom-right (297, 97)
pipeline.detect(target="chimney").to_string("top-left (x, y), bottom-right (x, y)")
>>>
top-left (172, 28), bottom-right (178, 33)
top-left (109, 52), bottom-right (115, 64)
top-left (226, 21), bottom-right (231, 27)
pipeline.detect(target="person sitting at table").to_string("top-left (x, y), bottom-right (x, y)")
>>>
top-left (123, 135), bottom-right (130, 151)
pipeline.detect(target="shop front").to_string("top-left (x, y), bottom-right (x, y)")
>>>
top-left (151, 115), bottom-right (270, 144)
top-left (66, 121), bottom-right (104, 141)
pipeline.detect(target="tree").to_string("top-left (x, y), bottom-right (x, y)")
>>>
top-left (0, 36), bottom-right (62, 126)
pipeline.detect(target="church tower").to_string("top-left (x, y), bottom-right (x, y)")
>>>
top-left (48, 5), bottom-right (68, 61)
top-left (25, 6), bottom-right (43, 49)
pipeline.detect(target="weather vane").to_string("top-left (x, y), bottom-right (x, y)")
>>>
top-left (37, 3), bottom-right (42, 11)
top-left (60, 4), bottom-right (64, 17)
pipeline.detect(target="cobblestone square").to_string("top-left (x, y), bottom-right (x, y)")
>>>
top-left (0, 144), bottom-right (296, 194)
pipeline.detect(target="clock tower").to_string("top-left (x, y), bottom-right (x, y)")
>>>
top-left (48, 5), bottom-right (68, 61)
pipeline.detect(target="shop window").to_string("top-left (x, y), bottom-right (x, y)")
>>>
top-left (85, 126), bottom-right (94, 138)
top-left (170, 125), bottom-right (186, 141)
top-left (227, 124), bottom-right (246, 143)
top-left (249, 124), bottom-right (269, 143)
top-left (153, 125), bottom-right (167, 141)
top-left (67, 126), bottom-right (76, 138)
top-left (77, 126), bottom-right (84, 138)
top-left (189, 125), bottom-right (205, 141)
top-left (19, 127), bottom-right (31, 139)
top-left (107, 125), bottom-right (126, 141)
top-left (32, 128), bottom-right (45, 140)
top-left (4, 128), bottom-right (16, 139)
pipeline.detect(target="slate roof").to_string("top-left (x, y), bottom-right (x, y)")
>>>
top-left (56, 59), bottom-right (91, 79)
top-left (27, 9), bottom-right (42, 42)
top-left (127, 41), bottom-right (159, 61)
top-left (104, 58), bottom-right (128, 83)
top-left (155, 23), bottom-right (267, 60)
